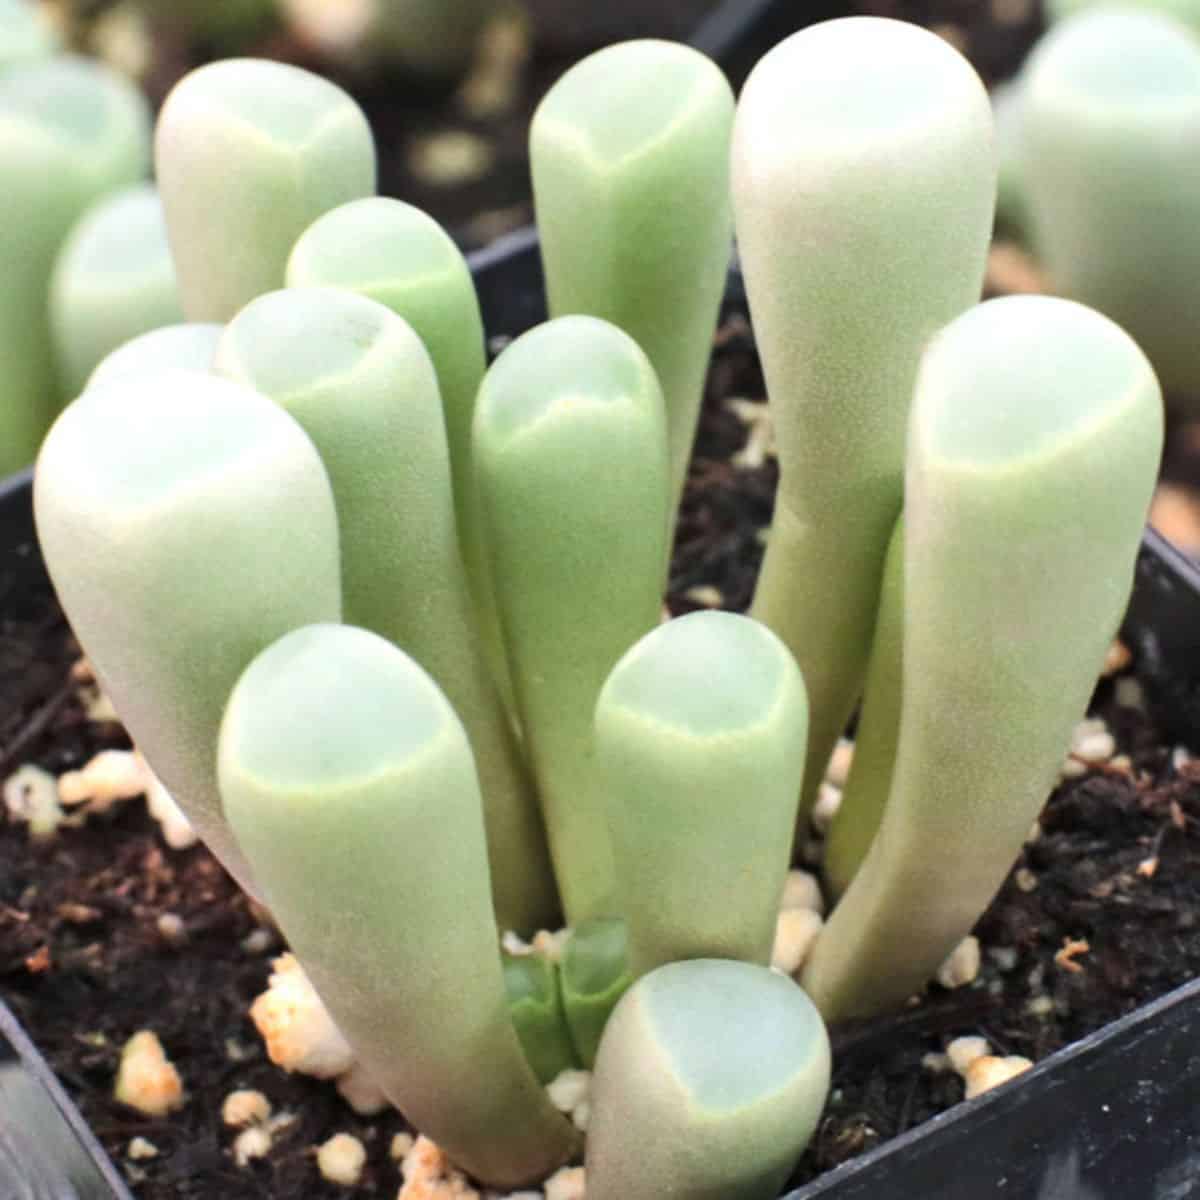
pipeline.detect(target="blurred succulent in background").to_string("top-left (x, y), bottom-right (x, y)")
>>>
top-left (28, 16), bottom-right (1164, 1200)
top-left (1016, 7), bottom-right (1200, 407)
top-left (0, 47), bottom-right (150, 473)
top-left (133, 0), bottom-right (279, 50)
top-left (279, 0), bottom-right (497, 80)
top-left (991, 6), bottom-right (1200, 414)
top-left (1045, 0), bottom-right (1200, 36)
top-left (0, 0), bottom-right (58, 69)
top-left (155, 56), bottom-right (376, 322)
top-left (49, 181), bottom-right (182, 396)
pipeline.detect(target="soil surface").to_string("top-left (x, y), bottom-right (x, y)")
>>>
top-left (3, 309), bottom-right (1200, 1199)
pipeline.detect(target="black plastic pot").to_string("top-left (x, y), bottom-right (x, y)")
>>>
top-left (4, 232), bottom-right (1200, 1200)
top-left (691, 0), bottom-right (848, 88)
top-left (0, 992), bottom-right (134, 1199)
top-left (787, 973), bottom-right (1200, 1199)
top-left (523, 0), bottom-right (803, 63)
top-left (520, 0), bottom-right (837, 69)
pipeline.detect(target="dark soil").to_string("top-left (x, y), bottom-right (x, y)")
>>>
top-left (4, 305), bottom-right (1200, 1198)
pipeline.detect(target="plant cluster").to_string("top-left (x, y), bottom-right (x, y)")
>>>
top-left (30, 16), bottom-right (1161, 1200)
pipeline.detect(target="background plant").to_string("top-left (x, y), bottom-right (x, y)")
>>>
top-left (155, 56), bottom-right (376, 321)
top-left (1016, 7), bottom-right (1200, 406)
top-left (1045, 0), bottom-right (1200, 35)
top-left (48, 181), bottom-right (182, 397)
top-left (84, 321), bottom-right (222, 389)
top-left (0, 0), bottom-right (57, 68)
top-left (0, 51), bottom-right (150, 473)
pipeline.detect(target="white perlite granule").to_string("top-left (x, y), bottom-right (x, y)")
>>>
top-left (935, 936), bottom-right (981, 990)
top-left (316, 1133), bottom-right (367, 1186)
top-left (113, 1031), bottom-right (184, 1117)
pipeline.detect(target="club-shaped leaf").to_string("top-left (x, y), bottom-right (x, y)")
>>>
top-left (732, 17), bottom-right (995, 817)
top-left (219, 623), bottom-right (580, 1187)
top-left (286, 198), bottom-right (509, 706)
top-left (823, 516), bottom-right (903, 901)
top-left (587, 959), bottom-right (831, 1200)
top-left (531, 39), bottom-right (734, 518)
top-left (87, 322), bottom-right (223, 389)
top-left (0, 55), bottom-right (150, 473)
top-left (559, 918), bottom-right (631, 1069)
top-left (50, 182), bottom-right (183, 398)
top-left (1018, 8), bottom-right (1200, 402)
top-left (596, 611), bottom-right (808, 977)
top-left (802, 295), bottom-right (1162, 1021)
top-left (34, 369), bottom-right (342, 897)
top-left (215, 286), bottom-right (557, 932)
top-left (473, 315), bottom-right (670, 924)
top-left (156, 58), bottom-right (376, 321)
top-left (503, 950), bottom-right (578, 1084)
top-left (992, 78), bottom-right (1031, 237)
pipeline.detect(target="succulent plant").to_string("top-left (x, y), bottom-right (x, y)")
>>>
top-left (991, 77), bottom-right (1030, 235)
top-left (1016, 7), bottom-right (1200, 404)
top-left (587, 960), bottom-right (831, 1200)
top-left (0, 52), bottom-right (150, 473)
top-left (597, 610), bottom-right (808, 978)
top-left (85, 322), bottom-right (223, 389)
top-left (0, 0), bottom-right (58, 70)
top-left (731, 16), bottom-right (997, 820)
top-left (473, 314), bottom-right (669, 925)
top-left (155, 57), bottom-right (376, 321)
top-left (213, 284), bottom-right (557, 933)
top-left (49, 182), bottom-right (182, 398)
top-left (1045, 0), bottom-right (1200, 35)
top-left (821, 516), bottom-right (903, 902)
top-left (285, 196), bottom-right (509, 702)
top-left (29, 16), bottom-right (1165, 1200)
top-left (803, 295), bottom-right (1162, 1020)
top-left (219, 622), bottom-right (580, 1187)
top-left (530, 38), bottom-right (735, 518)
